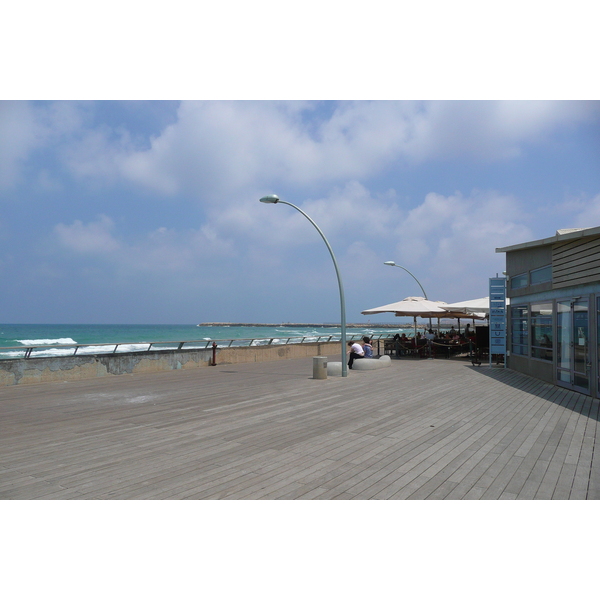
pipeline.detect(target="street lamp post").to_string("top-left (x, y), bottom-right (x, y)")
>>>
top-left (260, 194), bottom-right (348, 377)
top-left (384, 260), bottom-right (432, 329)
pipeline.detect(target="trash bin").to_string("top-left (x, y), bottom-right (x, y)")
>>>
top-left (313, 356), bottom-right (328, 380)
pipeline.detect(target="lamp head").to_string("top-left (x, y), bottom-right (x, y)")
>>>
top-left (259, 194), bottom-right (280, 204)
top-left (384, 261), bottom-right (396, 266)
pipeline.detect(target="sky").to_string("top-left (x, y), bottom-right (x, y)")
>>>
top-left (3, 99), bottom-right (599, 325)
top-left (2, 4), bottom-right (600, 326)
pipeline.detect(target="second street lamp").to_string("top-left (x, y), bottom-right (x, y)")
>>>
top-left (384, 260), bottom-right (432, 329)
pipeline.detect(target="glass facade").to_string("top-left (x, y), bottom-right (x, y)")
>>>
top-left (530, 302), bottom-right (553, 361)
top-left (511, 305), bottom-right (528, 355)
top-left (597, 297), bottom-right (600, 395)
top-left (507, 292), bottom-right (597, 397)
top-left (557, 298), bottom-right (590, 391)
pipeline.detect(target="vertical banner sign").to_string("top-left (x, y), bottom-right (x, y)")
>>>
top-left (489, 277), bottom-right (507, 367)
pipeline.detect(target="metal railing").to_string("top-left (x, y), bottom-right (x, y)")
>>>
top-left (0, 332), bottom-right (393, 360)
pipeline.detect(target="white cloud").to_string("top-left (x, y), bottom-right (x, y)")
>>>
top-left (207, 181), bottom-right (404, 253)
top-left (196, 184), bottom-right (536, 306)
top-left (45, 100), bottom-right (590, 203)
top-left (559, 193), bottom-right (600, 228)
top-left (406, 101), bottom-right (600, 162)
top-left (54, 215), bottom-right (120, 254)
top-left (5, 100), bottom-right (598, 203)
top-left (387, 190), bottom-right (533, 300)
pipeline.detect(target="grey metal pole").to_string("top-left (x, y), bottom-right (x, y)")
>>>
top-left (384, 263), bottom-right (427, 299)
top-left (384, 261), bottom-right (432, 329)
top-left (260, 195), bottom-right (348, 377)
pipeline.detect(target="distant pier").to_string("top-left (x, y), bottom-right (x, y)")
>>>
top-left (197, 322), bottom-right (408, 328)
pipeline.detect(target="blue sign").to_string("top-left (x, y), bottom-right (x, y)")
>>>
top-left (489, 277), bottom-right (506, 363)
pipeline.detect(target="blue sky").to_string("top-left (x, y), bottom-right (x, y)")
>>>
top-left (2, 99), bottom-right (599, 325)
top-left (2, 4), bottom-right (599, 325)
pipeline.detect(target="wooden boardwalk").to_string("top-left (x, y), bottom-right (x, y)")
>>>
top-left (1, 355), bottom-right (599, 499)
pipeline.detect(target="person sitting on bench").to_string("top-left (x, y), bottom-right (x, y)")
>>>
top-left (347, 340), bottom-right (364, 369)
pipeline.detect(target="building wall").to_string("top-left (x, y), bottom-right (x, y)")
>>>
top-left (506, 245), bottom-right (553, 299)
top-left (506, 245), bottom-right (552, 278)
top-left (553, 237), bottom-right (600, 288)
top-left (507, 353), bottom-right (554, 385)
top-left (503, 233), bottom-right (600, 398)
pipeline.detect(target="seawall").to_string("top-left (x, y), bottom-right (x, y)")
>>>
top-left (0, 341), bottom-right (345, 386)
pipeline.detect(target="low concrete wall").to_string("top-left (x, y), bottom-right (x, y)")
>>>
top-left (0, 341), bottom-right (343, 386)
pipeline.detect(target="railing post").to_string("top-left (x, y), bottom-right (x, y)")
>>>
top-left (212, 342), bottom-right (217, 366)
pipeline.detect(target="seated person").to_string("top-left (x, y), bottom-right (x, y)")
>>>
top-left (362, 336), bottom-right (374, 358)
top-left (347, 340), bottom-right (364, 369)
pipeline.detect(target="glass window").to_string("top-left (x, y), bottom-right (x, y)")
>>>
top-left (511, 273), bottom-right (528, 290)
top-left (531, 302), bottom-right (553, 361)
top-left (511, 305), bottom-right (528, 355)
top-left (597, 297), bottom-right (600, 392)
top-left (530, 265), bottom-right (552, 285)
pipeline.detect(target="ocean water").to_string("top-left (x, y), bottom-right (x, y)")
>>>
top-left (0, 323), bottom-right (409, 359)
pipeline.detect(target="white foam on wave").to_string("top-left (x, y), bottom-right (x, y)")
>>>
top-left (17, 338), bottom-right (77, 346)
top-left (251, 339), bottom-right (271, 346)
top-left (14, 348), bottom-right (78, 358)
top-left (0, 350), bottom-right (28, 358)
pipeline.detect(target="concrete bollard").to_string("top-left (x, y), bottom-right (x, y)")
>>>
top-left (313, 356), bottom-right (328, 379)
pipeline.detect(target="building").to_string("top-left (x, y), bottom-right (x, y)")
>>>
top-left (496, 226), bottom-right (600, 398)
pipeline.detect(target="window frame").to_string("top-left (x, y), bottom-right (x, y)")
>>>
top-left (511, 304), bottom-right (529, 356)
top-left (511, 272), bottom-right (528, 290)
top-left (530, 264), bottom-right (552, 286)
top-left (530, 302), bottom-right (553, 361)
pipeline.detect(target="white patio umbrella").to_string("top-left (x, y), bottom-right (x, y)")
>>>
top-left (362, 296), bottom-right (461, 338)
top-left (441, 297), bottom-right (489, 332)
top-left (442, 297), bottom-right (490, 316)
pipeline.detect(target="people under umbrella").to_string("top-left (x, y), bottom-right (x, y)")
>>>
top-left (386, 324), bottom-right (478, 359)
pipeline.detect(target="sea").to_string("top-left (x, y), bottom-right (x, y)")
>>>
top-left (0, 323), bottom-right (411, 360)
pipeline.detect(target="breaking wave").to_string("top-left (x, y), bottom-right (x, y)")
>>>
top-left (17, 338), bottom-right (77, 346)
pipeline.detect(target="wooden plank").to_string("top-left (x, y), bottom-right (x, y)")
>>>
top-left (1, 355), bottom-right (598, 500)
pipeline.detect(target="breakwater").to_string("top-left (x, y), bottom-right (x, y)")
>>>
top-left (198, 322), bottom-right (406, 328)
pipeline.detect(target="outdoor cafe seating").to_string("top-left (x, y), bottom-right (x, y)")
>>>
top-left (384, 334), bottom-right (474, 359)
top-left (364, 296), bottom-right (489, 362)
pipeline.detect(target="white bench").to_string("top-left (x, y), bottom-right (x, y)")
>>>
top-left (327, 355), bottom-right (391, 376)
top-left (353, 355), bottom-right (392, 370)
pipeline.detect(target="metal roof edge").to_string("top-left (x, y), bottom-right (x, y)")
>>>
top-left (495, 225), bottom-right (600, 253)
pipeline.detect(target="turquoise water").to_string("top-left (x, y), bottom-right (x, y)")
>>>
top-left (0, 323), bottom-right (409, 358)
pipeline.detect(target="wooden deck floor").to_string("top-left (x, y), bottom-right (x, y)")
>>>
top-left (1, 355), bottom-right (599, 499)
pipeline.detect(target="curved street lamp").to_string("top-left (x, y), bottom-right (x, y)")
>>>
top-left (384, 260), bottom-right (431, 329)
top-left (383, 261), bottom-right (428, 299)
top-left (260, 194), bottom-right (347, 377)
